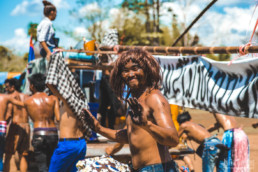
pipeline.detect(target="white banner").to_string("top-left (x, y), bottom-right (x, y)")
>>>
top-left (156, 55), bottom-right (258, 118)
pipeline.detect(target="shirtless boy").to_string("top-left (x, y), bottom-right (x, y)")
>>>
top-left (177, 111), bottom-right (225, 172)
top-left (207, 113), bottom-right (249, 172)
top-left (48, 72), bottom-right (87, 172)
top-left (86, 49), bottom-right (179, 171)
top-left (4, 78), bottom-right (30, 172)
top-left (24, 73), bottom-right (59, 172)
top-left (0, 94), bottom-right (24, 172)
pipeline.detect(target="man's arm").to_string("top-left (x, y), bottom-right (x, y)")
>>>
top-left (53, 96), bottom-right (60, 122)
top-left (5, 103), bottom-right (13, 122)
top-left (85, 108), bottom-right (129, 144)
top-left (129, 92), bottom-right (179, 147)
top-left (105, 143), bottom-right (125, 155)
top-left (177, 125), bottom-right (185, 138)
top-left (207, 122), bottom-right (220, 132)
top-left (7, 97), bottom-right (24, 107)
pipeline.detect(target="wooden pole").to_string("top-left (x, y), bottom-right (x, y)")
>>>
top-left (172, 0), bottom-right (218, 46)
top-left (99, 45), bottom-right (258, 55)
top-left (61, 45), bottom-right (258, 55)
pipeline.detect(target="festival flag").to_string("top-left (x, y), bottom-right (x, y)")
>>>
top-left (28, 36), bottom-right (35, 63)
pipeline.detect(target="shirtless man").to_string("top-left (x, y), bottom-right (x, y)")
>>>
top-left (24, 73), bottom-right (59, 172)
top-left (207, 113), bottom-right (249, 172)
top-left (48, 72), bottom-right (86, 172)
top-left (0, 94), bottom-right (24, 172)
top-left (86, 49), bottom-right (179, 171)
top-left (4, 78), bottom-right (30, 172)
top-left (177, 111), bottom-right (225, 172)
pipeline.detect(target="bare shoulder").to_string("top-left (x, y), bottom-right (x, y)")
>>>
top-left (145, 89), bottom-right (169, 107)
top-left (49, 95), bottom-right (58, 101)
top-left (24, 96), bottom-right (34, 105)
top-left (19, 93), bottom-right (29, 100)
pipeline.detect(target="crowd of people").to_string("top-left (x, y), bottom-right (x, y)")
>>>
top-left (0, 1), bottom-right (253, 170)
top-left (0, 73), bottom-right (87, 172)
top-left (0, 45), bottom-right (255, 172)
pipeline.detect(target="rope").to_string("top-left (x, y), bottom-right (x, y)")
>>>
top-left (228, 3), bottom-right (258, 66)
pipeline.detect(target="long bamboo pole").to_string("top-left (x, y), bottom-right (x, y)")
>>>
top-left (99, 45), bottom-right (258, 55)
top-left (172, 0), bottom-right (218, 46)
top-left (60, 45), bottom-right (258, 55)
top-left (66, 45), bottom-right (258, 70)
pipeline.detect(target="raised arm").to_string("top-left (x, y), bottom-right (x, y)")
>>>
top-left (84, 109), bottom-right (129, 144)
top-left (128, 92), bottom-right (179, 147)
top-left (7, 97), bottom-right (24, 107)
top-left (53, 96), bottom-right (60, 122)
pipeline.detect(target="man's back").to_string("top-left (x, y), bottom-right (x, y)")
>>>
top-left (25, 92), bottom-right (58, 128)
top-left (180, 121), bottom-right (212, 144)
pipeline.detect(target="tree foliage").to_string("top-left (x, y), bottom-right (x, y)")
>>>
top-left (28, 22), bottom-right (38, 41)
top-left (0, 46), bottom-right (27, 72)
top-left (68, 0), bottom-right (230, 61)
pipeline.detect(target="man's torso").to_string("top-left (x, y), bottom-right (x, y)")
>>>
top-left (126, 91), bottom-right (172, 170)
top-left (59, 104), bottom-right (83, 139)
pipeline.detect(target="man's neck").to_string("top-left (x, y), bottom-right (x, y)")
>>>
top-left (131, 87), bottom-right (148, 98)
top-left (33, 91), bottom-right (44, 95)
top-left (9, 90), bottom-right (17, 95)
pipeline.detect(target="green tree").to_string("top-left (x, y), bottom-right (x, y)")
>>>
top-left (28, 22), bottom-right (38, 41)
top-left (70, 0), bottom-right (108, 42)
top-left (0, 46), bottom-right (27, 72)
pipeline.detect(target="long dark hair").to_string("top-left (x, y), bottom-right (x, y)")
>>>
top-left (42, 0), bottom-right (56, 17)
top-left (110, 48), bottom-right (162, 98)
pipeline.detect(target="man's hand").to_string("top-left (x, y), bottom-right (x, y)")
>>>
top-left (97, 113), bottom-right (102, 122)
top-left (83, 109), bottom-right (101, 132)
top-left (128, 98), bottom-right (147, 126)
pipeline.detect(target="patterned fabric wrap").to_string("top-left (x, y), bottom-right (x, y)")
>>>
top-left (0, 121), bottom-right (6, 133)
top-left (46, 52), bottom-right (92, 139)
top-left (101, 29), bottom-right (118, 62)
top-left (222, 128), bottom-right (249, 172)
top-left (76, 155), bottom-right (130, 172)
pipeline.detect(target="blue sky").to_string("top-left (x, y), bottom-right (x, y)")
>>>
top-left (0, 0), bottom-right (256, 55)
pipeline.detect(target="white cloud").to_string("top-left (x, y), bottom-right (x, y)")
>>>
top-left (1, 28), bottom-right (30, 54)
top-left (192, 5), bottom-right (256, 46)
top-left (79, 2), bottom-right (101, 18)
top-left (160, 2), bottom-right (256, 47)
top-left (11, 0), bottom-right (69, 16)
top-left (73, 27), bottom-right (90, 38)
top-left (11, 0), bottom-right (41, 16)
top-left (216, 0), bottom-right (252, 6)
top-left (52, 0), bottom-right (69, 9)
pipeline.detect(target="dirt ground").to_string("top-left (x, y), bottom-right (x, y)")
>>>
top-left (174, 109), bottom-right (258, 172)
